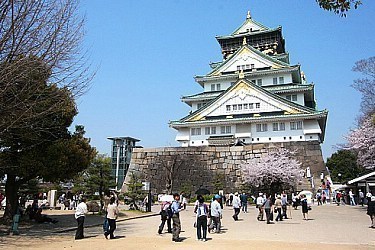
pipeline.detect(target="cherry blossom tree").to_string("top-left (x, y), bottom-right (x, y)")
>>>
top-left (241, 149), bottom-right (303, 194)
top-left (346, 115), bottom-right (375, 170)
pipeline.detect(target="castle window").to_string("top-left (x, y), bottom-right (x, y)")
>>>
top-left (238, 104), bottom-right (242, 110)
top-left (232, 104), bottom-right (237, 110)
top-left (226, 126), bottom-right (231, 133)
top-left (273, 77), bottom-right (278, 85)
top-left (279, 122), bottom-right (285, 131)
top-left (249, 103), bottom-right (254, 109)
top-left (256, 123), bottom-right (268, 132)
top-left (226, 105), bottom-right (231, 111)
top-left (251, 64), bottom-right (255, 69)
top-left (257, 79), bottom-right (262, 86)
top-left (292, 95), bottom-right (297, 101)
top-left (256, 103), bottom-right (261, 109)
top-left (191, 128), bottom-right (201, 136)
top-left (221, 126), bottom-right (226, 134)
top-left (244, 104), bottom-right (248, 109)
top-left (211, 84), bottom-right (215, 91)
top-left (216, 84), bottom-right (221, 91)
top-left (279, 76), bottom-right (284, 84)
top-left (290, 121), bottom-right (303, 130)
top-left (273, 123), bottom-right (279, 131)
top-left (205, 127), bottom-right (210, 135)
top-left (211, 127), bottom-right (216, 134)
top-left (237, 65), bottom-right (241, 71)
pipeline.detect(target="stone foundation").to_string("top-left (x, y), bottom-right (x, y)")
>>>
top-left (126, 141), bottom-right (326, 194)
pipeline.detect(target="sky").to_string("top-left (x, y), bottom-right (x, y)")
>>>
top-left (76, 0), bottom-right (375, 160)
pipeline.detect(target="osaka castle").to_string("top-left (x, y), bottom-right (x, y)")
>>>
top-left (169, 11), bottom-right (328, 147)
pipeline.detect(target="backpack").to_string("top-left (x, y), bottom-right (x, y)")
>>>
top-left (167, 203), bottom-right (173, 218)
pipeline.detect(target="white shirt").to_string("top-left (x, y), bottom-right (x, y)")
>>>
top-left (106, 203), bottom-right (119, 220)
top-left (256, 196), bottom-right (264, 205)
top-left (232, 195), bottom-right (241, 208)
top-left (75, 202), bottom-right (88, 219)
top-left (210, 200), bottom-right (222, 217)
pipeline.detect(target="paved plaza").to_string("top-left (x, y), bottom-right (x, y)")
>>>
top-left (0, 203), bottom-right (374, 249)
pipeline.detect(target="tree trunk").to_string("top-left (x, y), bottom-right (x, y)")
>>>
top-left (3, 174), bottom-right (20, 223)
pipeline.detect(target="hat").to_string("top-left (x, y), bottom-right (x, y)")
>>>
top-left (214, 194), bottom-right (221, 199)
top-left (277, 195), bottom-right (281, 198)
top-left (235, 192), bottom-right (239, 196)
top-left (371, 196), bottom-right (375, 202)
top-left (259, 193), bottom-right (263, 196)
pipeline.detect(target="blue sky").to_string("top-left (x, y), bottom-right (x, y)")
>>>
top-left (76, 0), bottom-right (375, 160)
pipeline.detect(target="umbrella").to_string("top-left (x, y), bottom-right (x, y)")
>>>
top-left (159, 195), bottom-right (174, 202)
top-left (195, 188), bottom-right (210, 195)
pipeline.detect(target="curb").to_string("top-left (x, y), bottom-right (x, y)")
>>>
top-left (53, 212), bottom-right (159, 234)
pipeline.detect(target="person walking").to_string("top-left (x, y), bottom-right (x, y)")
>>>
top-left (171, 193), bottom-right (184, 242)
top-left (275, 195), bottom-right (283, 221)
top-left (209, 195), bottom-right (222, 233)
top-left (359, 190), bottom-right (365, 206)
top-left (194, 196), bottom-right (208, 241)
top-left (367, 195), bottom-right (375, 229)
top-left (336, 191), bottom-right (342, 206)
top-left (240, 193), bottom-right (248, 213)
top-left (232, 192), bottom-right (241, 221)
top-left (316, 191), bottom-right (322, 206)
top-left (74, 197), bottom-right (88, 240)
top-left (256, 193), bottom-right (264, 221)
top-left (281, 193), bottom-right (288, 219)
top-left (349, 189), bottom-right (356, 206)
top-left (158, 200), bottom-right (172, 234)
top-left (104, 197), bottom-right (119, 239)
top-left (263, 195), bottom-right (273, 224)
top-left (301, 194), bottom-right (309, 220)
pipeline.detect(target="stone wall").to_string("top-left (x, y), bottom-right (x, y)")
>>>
top-left (125, 141), bottom-right (326, 194)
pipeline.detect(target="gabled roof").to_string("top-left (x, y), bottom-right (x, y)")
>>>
top-left (206, 45), bottom-right (290, 77)
top-left (231, 14), bottom-right (269, 35)
top-left (174, 78), bottom-right (323, 124)
top-left (348, 171), bottom-right (375, 185)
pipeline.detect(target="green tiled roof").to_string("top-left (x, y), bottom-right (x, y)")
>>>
top-left (181, 91), bottom-right (222, 101)
top-left (216, 27), bottom-right (280, 40)
top-left (264, 84), bottom-right (314, 93)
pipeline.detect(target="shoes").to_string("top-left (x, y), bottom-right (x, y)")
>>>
top-left (104, 234), bottom-right (108, 239)
top-left (172, 238), bottom-right (182, 242)
top-left (202, 239), bottom-right (206, 242)
top-left (158, 230), bottom-right (162, 234)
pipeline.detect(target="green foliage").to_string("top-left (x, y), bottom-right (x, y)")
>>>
top-left (326, 149), bottom-right (364, 183)
top-left (124, 172), bottom-right (144, 210)
top-left (317, 0), bottom-right (361, 16)
top-left (212, 173), bottom-right (226, 193)
top-left (85, 154), bottom-right (116, 195)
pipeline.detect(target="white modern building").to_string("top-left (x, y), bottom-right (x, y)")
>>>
top-left (170, 11), bottom-right (328, 147)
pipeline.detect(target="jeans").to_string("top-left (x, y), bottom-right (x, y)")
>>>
top-left (196, 216), bottom-right (207, 239)
top-left (209, 216), bottom-right (221, 233)
top-left (159, 214), bottom-right (171, 233)
top-left (75, 216), bottom-right (85, 239)
top-left (104, 219), bottom-right (116, 239)
top-left (265, 208), bottom-right (271, 224)
top-left (257, 206), bottom-right (264, 221)
top-left (172, 213), bottom-right (181, 240)
top-left (275, 208), bottom-right (283, 221)
top-left (350, 197), bottom-right (356, 206)
top-left (282, 205), bottom-right (287, 219)
top-left (233, 208), bottom-right (240, 220)
top-left (241, 202), bottom-right (247, 212)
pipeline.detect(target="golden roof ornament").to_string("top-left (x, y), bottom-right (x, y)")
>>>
top-left (246, 10), bottom-right (251, 19)
top-left (242, 37), bottom-right (247, 45)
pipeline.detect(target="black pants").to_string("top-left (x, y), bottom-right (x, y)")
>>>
top-left (275, 208), bottom-right (283, 221)
top-left (265, 208), bottom-right (271, 224)
top-left (105, 219), bottom-right (116, 239)
top-left (282, 205), bottom-right (287, 219)
top-left (75, 216), bottom-right (85, 239)
top-left (159, 215), bottom-right (171, 233)
top-left (233, 208), bottom-right (240, 220)
top-left (196, 216), bottom-right (207, 240)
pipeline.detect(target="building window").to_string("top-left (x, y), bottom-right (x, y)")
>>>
top-left (216, 84), bottom-right (221, 91)
top-left (257, 79), bottom-right (262, 86)
top-left (232, 104), bottom-right (237, 110)
top-left (205, 127), bottom-right (210, 135)
top-left (197, 103), bottom-right (203, 109)
top-left (279, 76), bottom-right (284, 84)
top-left (249, 103), bottom-right (254, 109)
top-left (211, 84), bottom-right (215, 91)
top-left (256, 123), bottom-right (268, 132)
top-left (238, 104), bottom-right (242, 110)
top-left (251, 64), bottom-right (255, 69)
top-left (255, 103), bottom-right (260, 109)
top-left (251, 79), bottom-right (256, 84)
top-left (226, 105), bottom-right (231, 111)
top-left (211, 127), bottom-right (216, 134)
top-left (292, 95), bottom-right (297, 101)
top-left (279, 122), bottom-right (285, 131)
top-left (273, 77), bottom-right (278, 85)
top-left (226, 126), bottom-right (231, 133)
top-left (273, 123), bottom-right (279, 131)
top-left (286, 95), bottom-right (291, 101)
top-left (290, 121), bottom-right (303, 130)
top-left (237, 65), bottom-right (241, 71)
top-left (220, 126), bottom-right (225, 134)
top-left (244, 103), bottom-right (248, 109)
top-left (191, 128), bottom-right (201, 135)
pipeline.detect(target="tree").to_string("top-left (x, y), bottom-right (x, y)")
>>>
top-left (352, 56), bottom-right (375, 116)
top-left (326, 149), bottom-right (364, 183)
top-left (316, 0), bottom-right (362, 16)
top-left (124, 172), bottom-right (144, 210)
top-left (241, 149), bottom-right (303, 194)
top-left (85, 154), bottom-right (116, 211)
top-left (0, 0), bottom-right (93, 221)
top-left (346, 115), bottom-right (375, 170)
